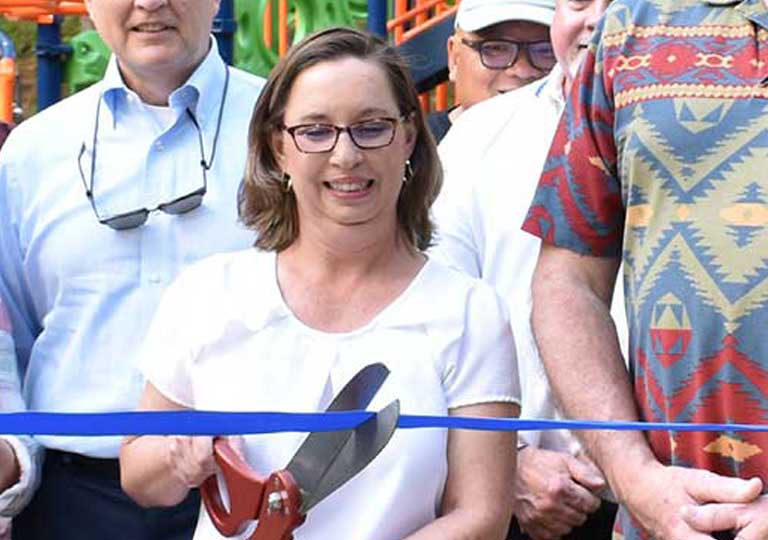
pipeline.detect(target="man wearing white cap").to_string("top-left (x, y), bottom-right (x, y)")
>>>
top-left (428, 0), bottom-right (555, 142)
top-left (432, 0), bottom-right (616, 539)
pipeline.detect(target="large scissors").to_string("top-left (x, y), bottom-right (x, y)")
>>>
top-left (201, 363), bottom-right (399, 540)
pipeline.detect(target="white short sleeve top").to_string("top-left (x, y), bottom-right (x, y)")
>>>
top-left (140, 248), bottom-right (520, 540)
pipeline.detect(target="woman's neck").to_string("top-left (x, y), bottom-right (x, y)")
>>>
top-left (276, 220), bottom-right (425, 333)
top-left (281, 218), bottom-right (414, 280)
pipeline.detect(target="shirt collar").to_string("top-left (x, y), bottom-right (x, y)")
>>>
top-left (535, 64), bottom-right (566, 114)
top-left (100, 36), bottom-right (227, 121)
top-left (241, 250), bottom-right (293, 333)
top-left (240, 251), bottom-right (438, 335)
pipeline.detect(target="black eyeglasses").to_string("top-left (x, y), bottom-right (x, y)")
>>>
top-left (282, 116), bottom-right (405, 154)
top-left (461, 38), bottom-right (556, 72)
top-left (77, 68), bottom-right (229, 231)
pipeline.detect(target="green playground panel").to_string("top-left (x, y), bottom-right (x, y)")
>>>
top-left (64, 0), bottom-right (372, 90)
top-left (64, 29), bottom-right (110, 93)
top-left (234, 0), bottom-right (366, 77)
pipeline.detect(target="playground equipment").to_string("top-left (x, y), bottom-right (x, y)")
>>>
top-left (64, 29), bottom-right (107, 94)
top-left (235, 0), bottom-right (361, 77)
top-left (389, 0), bottom-right (456, 111)
top-left (0, 29), bottom-right (14, 122)
top-left (0, 0), bottom-right (83, 22)
top-left (0, 0), bottom-right (237, 115)
top-left (0, 0), bottom-right (456, 120)
top-left (0, 0), bottom-right (87, 121)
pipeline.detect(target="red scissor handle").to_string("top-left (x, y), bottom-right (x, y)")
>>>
top-left (249, 470), bottom-right (305, 540)
top-left (201, 439), bottom-right (306, 540)
top-left (201, 438), bottom-right (265, 536)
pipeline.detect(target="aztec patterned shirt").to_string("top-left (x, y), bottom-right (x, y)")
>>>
top-left (523, 0), bottom-right (768, 537)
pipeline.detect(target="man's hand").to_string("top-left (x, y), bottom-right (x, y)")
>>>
top-left (682, 493), bottom-right (768, 540)
top-left (514, 446), bottom-right (606, 540)
top-left (0, 439), bottom-right (19, 492)
top-left (617, 461), bottom-right (762, 540)
top-left (0, 517), bottom-right (10, 540)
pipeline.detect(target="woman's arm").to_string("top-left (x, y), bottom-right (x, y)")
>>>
top-left (119, 383), bottom-right (216, 508)
top-left (404, 401), bottom-right (519, 540)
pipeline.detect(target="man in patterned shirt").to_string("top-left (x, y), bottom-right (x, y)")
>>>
top-left (524, 1), bottom-right (768, 539)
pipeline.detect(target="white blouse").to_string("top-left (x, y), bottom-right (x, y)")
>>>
top-left (141, 248), bottom-right (520, 540)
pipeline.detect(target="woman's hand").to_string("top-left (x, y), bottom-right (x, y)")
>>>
top-left (166, 436), bottom-right (216, 489)
top-left (121, 383), bottom-right (220, 507)
top-left (166, 435), bottom-right (247, 489)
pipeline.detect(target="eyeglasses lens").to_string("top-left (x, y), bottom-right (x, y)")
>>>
top-left (349, 121), bottom-right (395, 148)
top-left (103, 209), bottom-right (151, 231)
top-left (159, 190), bottom-right (206, 215)
top-left (528, 42), bottom-right (557, 70)
top-left (481, 41), bottom-right (520, 69)
top-left (295, 125), bottom-right (336, 153)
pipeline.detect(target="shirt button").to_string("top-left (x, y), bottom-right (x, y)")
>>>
top-left (148, 274), bottom-right (162, 284)
top-left (155, 141), bottom-right (164, 151)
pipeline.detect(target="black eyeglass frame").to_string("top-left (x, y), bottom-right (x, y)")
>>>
top-left (77, 67), bottom-right (230, 231)
top-left (281, 116), bottom-right (407, 154)
top-left (460, 38), bottom-right (556, 72)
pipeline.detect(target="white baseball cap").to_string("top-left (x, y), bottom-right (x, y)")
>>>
top-left (455, 0), bottom-right (556, 32)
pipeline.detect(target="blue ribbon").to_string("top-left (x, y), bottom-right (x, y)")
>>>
top-left (2, 411), bottom-right (767, 436)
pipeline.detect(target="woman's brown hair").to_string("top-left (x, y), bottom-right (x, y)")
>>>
top-left (240, 26), bottom-right (442, 252)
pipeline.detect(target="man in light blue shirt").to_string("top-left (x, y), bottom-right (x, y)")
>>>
top-left (0, 0), bottom-right (264, 538)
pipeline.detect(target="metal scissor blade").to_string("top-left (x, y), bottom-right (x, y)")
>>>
top-left (285, 363), bottom-right (390, 502)
top-left (325, 363), bottom-right (390, 412)
top-left (298, 399), bottom-right (400, 513)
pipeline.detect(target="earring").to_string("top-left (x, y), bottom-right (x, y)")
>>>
top-left (403, 159), bottom-right (414, 184)
top-left (282, 171), bottom-right (293, 192)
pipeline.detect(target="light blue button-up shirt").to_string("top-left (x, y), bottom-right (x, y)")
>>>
top-left (0, 39), bottom-right (265, 457)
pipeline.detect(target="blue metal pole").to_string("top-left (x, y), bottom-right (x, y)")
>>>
top-left (213, 0), bottom-right (237, 65)
top-left (0, 30), bottom-right (16, 60)
top-left (36, 17), bottom-right (66, 112)
top-left (368, 0), bottom-right (388, 38)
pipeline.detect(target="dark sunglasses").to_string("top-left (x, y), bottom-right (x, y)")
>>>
top-left (77, 68), bottom-right (229, 231)
top-left (461, 38), bottom-right (557, 72)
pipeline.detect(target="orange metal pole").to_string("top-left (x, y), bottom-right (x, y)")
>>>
top-left (419, 93), bottom-right (429, 112)
top-left (394, 0), bottom-right (408, 44)
top-left (0, 0), bottom-right (86, 17)
top-left (416, 0), bottom-right (428, 25)
top-left (264, 0), bottom-right (273, 48)
top-left (0, 57), bottom-right (14, 123)
top-left (278, 0), bottom-right (288, 56)
top-left (400, 6), bottom-right (456, 41)
top-left (436, 82), bottom-right (448, 111)
top-left (387, 0), bottom-right (444, 29)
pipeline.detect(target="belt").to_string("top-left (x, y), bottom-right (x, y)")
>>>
top-left (45, 449), bottom-right (120, 480)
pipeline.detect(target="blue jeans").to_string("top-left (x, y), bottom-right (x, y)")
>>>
top-left (12, 449), bottom-right (199, 540)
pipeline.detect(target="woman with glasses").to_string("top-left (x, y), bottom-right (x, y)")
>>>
top-left (120, 27), bottom-right (520, 540)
